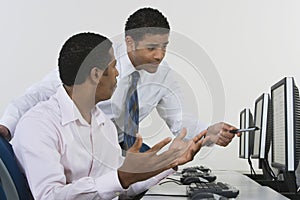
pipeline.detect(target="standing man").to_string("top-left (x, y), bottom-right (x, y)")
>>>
top-left (0, 7), bottom-right (237, 147)
top-left (12, 32), bottom-right (207, 199)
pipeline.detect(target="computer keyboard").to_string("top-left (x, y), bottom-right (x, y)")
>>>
top-left (186, 181), bottom-right (239, 198)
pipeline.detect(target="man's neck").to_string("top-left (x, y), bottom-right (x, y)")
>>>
top-left (64, 84), bottom-right (95, 124)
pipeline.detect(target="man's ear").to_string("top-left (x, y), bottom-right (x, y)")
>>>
top-left (125, 35), bottom-right (136, 52)
top-left (90, 67), bottom-right (103, 84)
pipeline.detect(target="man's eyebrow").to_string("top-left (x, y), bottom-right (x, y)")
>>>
top-left (145, 41), bottom-right (169, 47)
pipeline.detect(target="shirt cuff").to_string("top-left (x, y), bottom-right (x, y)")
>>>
top-left (128, 168), bottom-right (176, 196)
top-left (0, 116), bottom-right (17, 138)
top-left (94, 170), bottom-right (125, 199)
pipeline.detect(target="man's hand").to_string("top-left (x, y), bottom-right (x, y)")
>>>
top-left (118, 134), bottom-right (181, 188)
top-left (0, 125), bottom-right (11, 141)
top-left (205, 122), bottom-right (240, 147)
top-left (169, 128), bottom-right (208, 165)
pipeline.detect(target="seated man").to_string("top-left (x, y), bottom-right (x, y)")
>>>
top-left (12, 32), bottom-right (207, 199)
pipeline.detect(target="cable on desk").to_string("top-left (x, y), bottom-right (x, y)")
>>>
top-left (248, 157), bottom-right (257, 176)
top-left (263, 158), bottom-right (277, 180)
top-left (144, 193), bottom-right (188, 197)
top-left (159, 177), bottom-right (182, 185)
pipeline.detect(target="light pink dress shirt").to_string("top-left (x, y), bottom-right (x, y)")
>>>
top-left (12, 85), bottom-right (174, 200)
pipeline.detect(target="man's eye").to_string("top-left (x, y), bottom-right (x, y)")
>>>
top-left (147, 47), bottom-right (155, 51)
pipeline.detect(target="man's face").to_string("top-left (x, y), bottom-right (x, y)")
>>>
top-left (96, 48), bottom-right (119, 102)
top-left (129, 33), bottom-right (169, 73)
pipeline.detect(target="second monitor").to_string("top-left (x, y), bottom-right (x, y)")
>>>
top-left (251, 93), bottom-right (274, 180)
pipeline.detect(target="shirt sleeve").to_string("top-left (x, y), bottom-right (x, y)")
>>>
top-left (156, 69), bottom-right (208, 140)
top-left (0, 69), bottom-right (60, 137)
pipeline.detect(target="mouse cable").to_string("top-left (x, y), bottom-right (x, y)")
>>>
top-left (159, 177), bottom-right (182, 185)
top-left (248, 157), bottom-right (257, 176)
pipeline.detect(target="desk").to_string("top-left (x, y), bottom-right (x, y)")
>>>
top-left (142, 171), bottom-right (289, 199)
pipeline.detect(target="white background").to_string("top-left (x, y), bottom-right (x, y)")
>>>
top-left (1, 0), bottom-right (300, 172)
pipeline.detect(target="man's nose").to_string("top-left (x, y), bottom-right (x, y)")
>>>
top-left (115, 68), bottom-right (119, 77)
top-left (153, 48), bottom-right (165, 61)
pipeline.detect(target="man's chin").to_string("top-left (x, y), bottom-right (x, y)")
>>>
top-left (144, 66), bottom-right (159, 73)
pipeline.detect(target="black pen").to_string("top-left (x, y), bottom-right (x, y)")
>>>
top-left (229, 126), bottom-right (259, 134)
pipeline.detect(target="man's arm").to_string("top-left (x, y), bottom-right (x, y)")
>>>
top-left (156, 69), bottom-right (207, 139)
top-left (0, 69), bottom-right (60, 139)
top-left (118, 130), bottom-right (208, 198)
top-left (156, 68), bottom-right (238, 147)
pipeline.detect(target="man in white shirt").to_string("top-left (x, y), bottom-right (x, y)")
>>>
top-left (0, 7), bottom-right (238, 146)
top-left (12, 32), bottom-right (208, 199)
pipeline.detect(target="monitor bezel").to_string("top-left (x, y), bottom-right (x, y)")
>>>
top-left (252, 93), bottom-right (270, 159)
top-left (239, 108), bottom-right (253, 159)
top-left (271, 77), bottom-right (296, 171)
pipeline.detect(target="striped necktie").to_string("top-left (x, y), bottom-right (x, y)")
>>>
top-left (123, 71), bottom-right (140, 150)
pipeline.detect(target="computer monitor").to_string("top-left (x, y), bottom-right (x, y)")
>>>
top-left (271, 77), bottom-right (300, 192)
top-left (252, 93), bottom-right (272, 159)
top-left (239, 108), bottom-right (254, 159)
top-left (251, 93), bottom-right (274, 180)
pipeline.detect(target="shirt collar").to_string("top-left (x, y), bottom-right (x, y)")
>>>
top-left (92, 106), bottom-right (106, 126)
top-left (56, 86), bottom-right (106, 127)
top-left (115, 42), bottom-right (137, 79)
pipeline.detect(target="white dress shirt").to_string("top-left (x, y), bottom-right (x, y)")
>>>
top-left (12, 85), bottom-right (174, 200)
top-left (0, 42), bottom-right (206, 139)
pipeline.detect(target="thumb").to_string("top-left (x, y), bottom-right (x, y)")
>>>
top-left (128, 134), bottom-right (143, 152)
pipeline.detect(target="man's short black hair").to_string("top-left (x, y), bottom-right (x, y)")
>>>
top-left (125, 7), bottom-right (170, 41)
top-left (58, 32), bottom-right (112, 86)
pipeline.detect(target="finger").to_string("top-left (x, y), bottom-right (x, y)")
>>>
top-left (191, 140), bottom-right (203, 157)
top-left (229, 126), bottom-right (237, 131)
top-left (128, 134), bottom-right (143, 152)
top-left (222, 122), bottom-right (236, 131)
top-left (193, 130), bottom-right (207, 143)
top-left (177, 128), bottom-right (187, 140)
top-left (147, 137), bottom-right (172, 153)
top-left (217, 134), bottom-right (232, 146)
top-left (221, 131), bottom-right (235, 139)
top-left (181, 139), bottom-right (204, 164)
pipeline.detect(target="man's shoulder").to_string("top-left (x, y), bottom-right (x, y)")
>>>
top-left (19, 95), bottom-right (60, 124)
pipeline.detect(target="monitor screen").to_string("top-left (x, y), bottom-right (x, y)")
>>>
top-left (271, 77), bottom-right (300, 172)
top-left (252, 98), bottom-right (262, 158)
top-left (272, 84), bottom-right (286, 168)
top-left (239, 108), bottom-right (254, 159)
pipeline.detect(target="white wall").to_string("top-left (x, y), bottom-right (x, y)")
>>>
top-left (1, 0), bottom-right (300, 172)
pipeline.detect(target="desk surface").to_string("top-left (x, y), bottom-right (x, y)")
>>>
top-left (142, 171), bottom-right (289, 199)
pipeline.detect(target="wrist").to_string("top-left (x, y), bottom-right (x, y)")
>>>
top-left (117, 169), bottom-right (133, 189)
